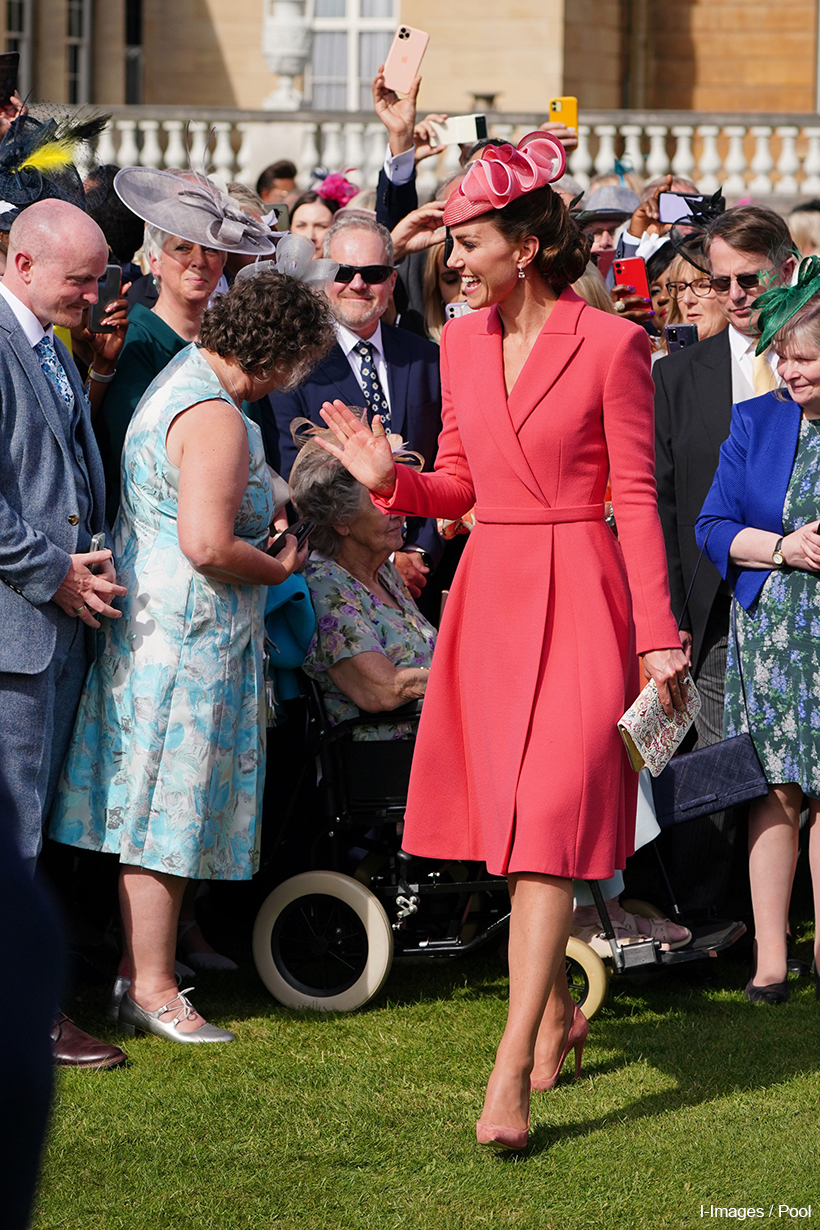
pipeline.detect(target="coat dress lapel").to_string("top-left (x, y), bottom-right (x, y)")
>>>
top-left (506, 291), bottom-right (584, 434)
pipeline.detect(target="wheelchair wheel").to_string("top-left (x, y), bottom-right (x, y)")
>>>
top-left (565, 935), bottom-right (608, 1019)
top-left (253, 871), bottom-right (394, 1011)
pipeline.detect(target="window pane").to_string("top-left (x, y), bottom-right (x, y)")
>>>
top-left (314, 0), bottom-right (345, 15)
top-left (67, 42), bottom-right (81, 104)
top-left (311, 31), bottom-right (347, 111)
top-left (67, 0), bottom-right (85, 39)
top-left (359, 30), bottom-right (392, 109)
top-left (6, 0), bottom-right (24, 35)
top-left (125, 0), bottom-right (142, 48)
top-left (360, 0), bottom-right (394, 16)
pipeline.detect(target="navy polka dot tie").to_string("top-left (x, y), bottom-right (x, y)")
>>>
top-left (354, 340), bottom-right (391, 431)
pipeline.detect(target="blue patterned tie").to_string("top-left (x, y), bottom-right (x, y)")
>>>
top-left (34, 334), bottom-right (76, 422)
top-left (353, 340), bottom-right (391, 431)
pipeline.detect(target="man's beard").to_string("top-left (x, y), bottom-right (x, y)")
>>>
top-left (332, 295), bottom-right (384, 332)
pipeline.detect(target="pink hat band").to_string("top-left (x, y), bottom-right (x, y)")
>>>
top-left (442, 132), bottom-right (567, 226)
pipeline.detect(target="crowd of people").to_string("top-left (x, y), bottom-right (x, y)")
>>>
top-left (3, 66), bottom-right (820, 1201)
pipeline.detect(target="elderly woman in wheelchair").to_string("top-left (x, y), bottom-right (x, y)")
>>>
top-left (289, 433), bottom-right (436, 737)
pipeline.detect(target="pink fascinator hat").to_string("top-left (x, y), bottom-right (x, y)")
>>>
top-left (442, 132), bottom-right (567, 226)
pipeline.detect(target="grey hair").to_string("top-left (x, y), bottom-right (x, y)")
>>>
top-left (322, 213), bottom-right (394, 265)
top-left (289, 439), bottom-right (368, 561)
top-left (143, 223), bottom-right (174, 263)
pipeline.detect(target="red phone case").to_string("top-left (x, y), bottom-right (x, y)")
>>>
top-left (613, 257), bottom-right (651, 302)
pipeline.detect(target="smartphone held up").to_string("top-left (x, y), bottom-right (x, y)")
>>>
top-left (382, 26), bottom-right (429, 94)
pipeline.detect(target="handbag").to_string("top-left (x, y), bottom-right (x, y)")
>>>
top-left (649, 536), bottom-right (769, 828)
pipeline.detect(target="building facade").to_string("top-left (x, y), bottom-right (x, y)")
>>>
top-left (2, 0), bottom-right (819, 115)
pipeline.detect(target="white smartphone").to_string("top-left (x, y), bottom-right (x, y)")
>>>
top-left (430, 114), bottom-right (488, 147)
top-left (445, 302), bottom-right (474, 320)
top-left (658, 191), bottom-right (705, 226)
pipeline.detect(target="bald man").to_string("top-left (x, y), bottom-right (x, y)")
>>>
top-left (0, 199), bottom-right (127, 1068)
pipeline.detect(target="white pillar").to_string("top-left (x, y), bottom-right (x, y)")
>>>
top-left (749, 126), bottom-right (773, 195)
top-left (696, 125), bottom-right (721, 194)
top-left (775, 126), bottom-right (800, 195)
top-left (671, 125), bottom-right (695, 181)
top-left (645, 126), bottom-right (669, 178)
top-left (593, 124), bottom-right (617, 176)
top-left (723, 126), bottom-right (748, 196)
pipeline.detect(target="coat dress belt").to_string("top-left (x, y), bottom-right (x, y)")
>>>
top-left (475, 504), bottom-right (606, 525)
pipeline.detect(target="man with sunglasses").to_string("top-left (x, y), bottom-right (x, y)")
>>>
top-left (266, 213), bottom-right (443, 606)
top-left (652, 205), bottom-right (795, 924)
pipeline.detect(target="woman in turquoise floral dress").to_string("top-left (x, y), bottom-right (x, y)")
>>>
top-left (51, 266), bottom-right (334, 1042)
top-left (289, 436), bottom-right (436, 737)
top-left (698, 261), bottom-right (820, 1005)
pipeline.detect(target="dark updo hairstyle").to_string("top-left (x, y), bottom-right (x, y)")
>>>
top-left (290, 189), bottom-right (340, 220)
top-left (491, 185), bottom-right (590, 293)
top-left (199, 268), bottom-right (335, 388)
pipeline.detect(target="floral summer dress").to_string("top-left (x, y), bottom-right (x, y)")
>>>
top-left (725, 417), bottom-right (820, 793)
top-left (302, 557), bottom-right (436, 740)
top-left (50, 344), bottom-right (274, 880)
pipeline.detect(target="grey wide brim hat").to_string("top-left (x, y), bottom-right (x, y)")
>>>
top-left (574, 184), bottom-right (640, 226)
top-left (114, 166), bottom-right (276, 257)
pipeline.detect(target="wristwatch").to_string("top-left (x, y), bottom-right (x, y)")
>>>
top-left (772, 537), bottom-right (785, 567)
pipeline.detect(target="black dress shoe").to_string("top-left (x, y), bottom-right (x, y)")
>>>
top-left (50, 1013), bottom-right (127, 1069)
top-left (744, 978), bottom-right (789, 1004)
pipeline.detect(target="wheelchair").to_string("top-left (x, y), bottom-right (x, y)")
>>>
top-left (253, 679), bottom-right (746, 1017)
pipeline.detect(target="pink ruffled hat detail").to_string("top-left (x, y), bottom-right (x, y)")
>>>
top-left (442, 132), bottom-right (567, 226)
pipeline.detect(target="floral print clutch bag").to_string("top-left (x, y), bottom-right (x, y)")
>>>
top-left (618, 677), bottom-right (701, 776)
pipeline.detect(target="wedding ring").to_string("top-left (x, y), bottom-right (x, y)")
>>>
top-left (75, 603), bottom-right (87, 613)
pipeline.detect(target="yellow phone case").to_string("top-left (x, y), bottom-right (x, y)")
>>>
top-left (548, 96), bottom-right (578, 131)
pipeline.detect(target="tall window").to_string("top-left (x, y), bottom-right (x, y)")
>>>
top-left (6, 0), bottom-right (32, 97)
top-left (309, 0), bottom-right (395, 112)
top-left (66, 0), bottom-right (90, 104)
top-left (125, 0), bottom-right (143, 104)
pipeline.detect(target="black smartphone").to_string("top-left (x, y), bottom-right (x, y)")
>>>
top-left (270, 202), bottom-right (289, 232)
top-left (0, 52), bottom-right (19, 108)
top-left (267, 519), bottom-right (314, 556)
top-left (665, 323), bottom-right (699, 351)
top-left (88, 264), bottom-right (122, 333)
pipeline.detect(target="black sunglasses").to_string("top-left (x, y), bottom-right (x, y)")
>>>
top-left (708, 270), bottom-right (773, 294)
top-left (334, 264), bottom-right (394, 284)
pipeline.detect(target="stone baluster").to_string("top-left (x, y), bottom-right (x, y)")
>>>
top-left (299, 123), bottom-right (321, 184)
top-left (139, 120), bottom-right (163, 169)
top-left (749, 126), bottom-right (773, 194)
top-left (671, 125), bottom-right (695, 181)
top-left (802, 127), bottom-right (820, 195)
top-left (235, 123), bottom-right (255, 186)
top-left (593, 124), bottom-right (617, 175)
top-left (321, 122), bottom-right (344, 171)
top-left (364, 122), bottom-right (386, 186)
top-left (645, 126), bottom-right (669, 178)
top-left (775, 126), bottom-right (800, 195)
top-left (212, 123), bottom-right (236, 181)
top-left (163, 120), bottom-right (187, 169)
top-left (116, 119), bottom-right (140, 166)
top-left (96, 123), bottom-right (117, 166)
top-left (344, 122), bottom-right (365, 181)
top-left (569, 124), bottom-right (592, 189)
top-left (188, 121), bottom-right (210, 170)
top-left (723, 126), bottom-right (748, 196)
top-left (620, 124), bottom-right (644, 176)
top-left (695, 125), bottom-right (721, 193)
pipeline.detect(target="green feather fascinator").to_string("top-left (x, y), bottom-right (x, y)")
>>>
top-left (754, 255), bottom-right (820, 355)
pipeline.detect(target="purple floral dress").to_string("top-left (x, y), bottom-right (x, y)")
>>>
top-left (302, 557), bottom-right (436, 740)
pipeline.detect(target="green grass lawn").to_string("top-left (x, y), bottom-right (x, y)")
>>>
top-left (34, 949), bottom-right (820, 1230)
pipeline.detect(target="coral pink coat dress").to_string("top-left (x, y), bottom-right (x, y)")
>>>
top-left (374, 288), bottom-right (681, 880)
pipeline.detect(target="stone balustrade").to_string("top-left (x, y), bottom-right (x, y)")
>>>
top-left (91, 105), bottom-right (820, 202)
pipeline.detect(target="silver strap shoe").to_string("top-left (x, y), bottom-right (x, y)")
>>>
top-left (119, 989), bottom-right (235, 1043)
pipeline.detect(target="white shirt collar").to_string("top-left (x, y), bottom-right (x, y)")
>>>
top-left (335, 319), bottom-right (384, 360)
top-left (728, 324), bottom-right (757, 361)
top-left (0, 282), bottom-right (53, 348)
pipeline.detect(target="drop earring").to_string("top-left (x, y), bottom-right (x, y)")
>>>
top-left (518, 265), bottom-right (526, 280)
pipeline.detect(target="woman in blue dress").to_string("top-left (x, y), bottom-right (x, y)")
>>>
top-left (52, 252), bottom-right (335, 1043)
top-left (697, 258), bottom-right (820, 1004)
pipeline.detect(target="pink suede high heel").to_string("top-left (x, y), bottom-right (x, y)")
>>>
top-left (530, 1004), bottom-right (589, 1092)
top-left (476, 1119), bottom-right (529, 1152)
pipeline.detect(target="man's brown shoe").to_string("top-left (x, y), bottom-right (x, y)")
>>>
top-left (51, 1013), bottom-right (126, 1069)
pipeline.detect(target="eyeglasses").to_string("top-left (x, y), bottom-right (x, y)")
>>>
top-left (708, 269), bottom-right (774, 295)
top-left (334, 264), bottom-right (394, 284)
top-left (667, 278), bottom-right (714, 299)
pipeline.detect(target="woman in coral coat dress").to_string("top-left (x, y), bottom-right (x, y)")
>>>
top-left (319, 134), bottom-right (687, 1150)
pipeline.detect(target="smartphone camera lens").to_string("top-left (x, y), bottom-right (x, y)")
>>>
top-left (399, 27), bottom-right (408, 38)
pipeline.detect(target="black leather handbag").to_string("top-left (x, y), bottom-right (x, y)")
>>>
top-left (649, 540), bottom-right (768, 828)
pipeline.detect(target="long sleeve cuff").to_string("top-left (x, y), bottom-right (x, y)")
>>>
top-left (383, 144), bottom-right (416, 186)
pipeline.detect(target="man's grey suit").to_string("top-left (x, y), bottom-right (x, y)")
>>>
top-left (0, 295), bottom-right (108, 860)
